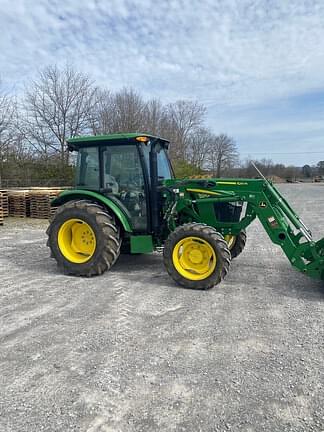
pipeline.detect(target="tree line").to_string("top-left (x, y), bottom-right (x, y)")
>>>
top-left (0, 65), bottom-right (323, 187)
top-left (236, 158), bottom-right (324, 181)
top-left (0, 65), bottom-right (240, 186)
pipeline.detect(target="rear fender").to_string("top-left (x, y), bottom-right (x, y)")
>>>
top-left (51, 190), bottom-right (133, 233)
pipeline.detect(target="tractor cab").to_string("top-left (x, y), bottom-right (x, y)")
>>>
top-left (68, 133), bottom-right (173, 232)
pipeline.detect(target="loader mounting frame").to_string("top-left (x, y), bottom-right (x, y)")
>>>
top-left (163, 178), bottom-right (324, 281)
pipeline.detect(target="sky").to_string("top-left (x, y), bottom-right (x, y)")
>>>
top-left (1, 0), bottom-right (324, 166)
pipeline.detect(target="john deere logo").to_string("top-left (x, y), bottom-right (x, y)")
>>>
top-left (259, 201), bottom-right (267, 208)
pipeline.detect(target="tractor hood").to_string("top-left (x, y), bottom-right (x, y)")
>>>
top-left (163, 178), bottom-right (249, 195)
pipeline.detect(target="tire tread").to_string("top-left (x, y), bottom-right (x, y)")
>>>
top-left (230, 230), bottom-right (247, 259)
top-left (163, 222), bottom-right (231, 290)
top-left (47, 200), bottom-right (121, 276)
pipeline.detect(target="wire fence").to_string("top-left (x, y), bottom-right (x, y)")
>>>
top-left (0, 179), bottom-right (72, 189)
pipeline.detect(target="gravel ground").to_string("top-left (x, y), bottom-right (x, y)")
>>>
top-left (0, 183), bottom-right (323, 432)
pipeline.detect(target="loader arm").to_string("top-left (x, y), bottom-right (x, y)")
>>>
top-left (164, 178), bottom-right (324, 281)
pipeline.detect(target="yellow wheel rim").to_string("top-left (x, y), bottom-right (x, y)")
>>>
top-left (58, 218), bottom-right (96, 264)
top-left (172, 236), bottom-right (217, 281)
top-left (224, 234), bottom-right (236, 250)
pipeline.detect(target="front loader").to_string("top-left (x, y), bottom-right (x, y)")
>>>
top-left (47, 133), bottom-right (324, 289)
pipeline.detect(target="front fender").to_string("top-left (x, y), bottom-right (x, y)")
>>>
top-left (51, 189), bottom-right (133, 233)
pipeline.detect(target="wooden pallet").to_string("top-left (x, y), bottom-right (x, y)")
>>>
top-left (0, 205), bottom-right (3, 225)
top-left (50, 206), bottom-right (58, 219)
top-left (8, 190), bottom-right (30, 217)
top-left (29, 189), bottom-right (62, 219)
top-left (0, 190), bottom-right (8, 217)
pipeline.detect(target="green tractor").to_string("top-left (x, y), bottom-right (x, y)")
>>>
top-left (47, 133), bottom-right (324, 289)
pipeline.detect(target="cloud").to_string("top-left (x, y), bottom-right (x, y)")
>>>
top-left (1, 0), bottom-right (324, 164)
top-left (2, 0), bottom-right (324, 101)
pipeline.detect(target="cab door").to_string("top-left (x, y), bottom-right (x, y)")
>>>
top-left (102, 144), bottom-right (148, 232)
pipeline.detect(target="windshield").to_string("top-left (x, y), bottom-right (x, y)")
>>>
top-left (142, 142), bottom-right (173, 181)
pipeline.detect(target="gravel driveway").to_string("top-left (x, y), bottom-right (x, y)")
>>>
top-left (0, 184), bottom-right (323, 432)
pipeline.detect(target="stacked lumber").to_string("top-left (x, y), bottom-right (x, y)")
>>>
top-left (0, 190), bottom-right (9, 217)
top-left (8, 190), bottom-right (31, 217)
top-left (0, 196), bottom-right (3, 226)
top-left (29, 189), bottom-right (62, 219)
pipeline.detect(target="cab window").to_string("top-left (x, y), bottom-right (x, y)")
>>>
top-left (103, 145), bottom-right (147, 231)
top-left (75, 147), bottom-right (99, 189)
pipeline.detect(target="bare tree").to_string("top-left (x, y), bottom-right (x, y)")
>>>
top-left (186, 127), bottom-right (213, 169)
top-left (317, 161), bottom-right (324, 175)
top-left (112, 87), bottom-right (145, 132)
top-left (164, 100), bottom-right (206, 160)
top-left (0, 80), bottom-right (15, 158)
top-left (258, 158), bottom-right (274, 176)
top-left (89, 89), bottom-right (114, 135)
top-left (143, 98), bottom-right (166, 136)
top-left (0, 80), bottom-right (17, 186)
top-left (207, 134), bottom-right (238, 177)
top-left (302, 164), bottom-right (312, 178)
top-left (3, 69), bottom-right (245, 185)
top-left (87, 91), bottom-right (207, 164)
top-left (285, 165), bottom-right (298, 181)
top-left (91, 87), bottom-right (146, 135)
top-left (23, 65), bottom-right (97, 164)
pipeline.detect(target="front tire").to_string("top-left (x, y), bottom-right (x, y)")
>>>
top-left (47, 200), bottom-right (121, 276)
top-left (163, 223), bottom-right (231, 290)
top-left (224, 230), bottom-right (247, 259)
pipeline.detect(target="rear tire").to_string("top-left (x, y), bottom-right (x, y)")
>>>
top-left (163, 223), bottom-right (231, 290)
top-left (47, 200), bottom-right (121, 276)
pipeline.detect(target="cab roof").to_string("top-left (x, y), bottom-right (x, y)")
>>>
top-left (67, 133), bottom-right (170, 150)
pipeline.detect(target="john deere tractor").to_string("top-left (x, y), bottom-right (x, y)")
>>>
top-left (47, 133), bottom-right (324, 289)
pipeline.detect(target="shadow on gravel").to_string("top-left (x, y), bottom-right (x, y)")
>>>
top-left (274, 276), bottom-right (324, 301)
top-left (115, 253), bottom-right (163, 268)
top-left (230, 260), bottom-right (324, 301)
top-left (112, 253), bottom-right (177, 285)
top-left (9, 241), bottom-right (324, 299)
